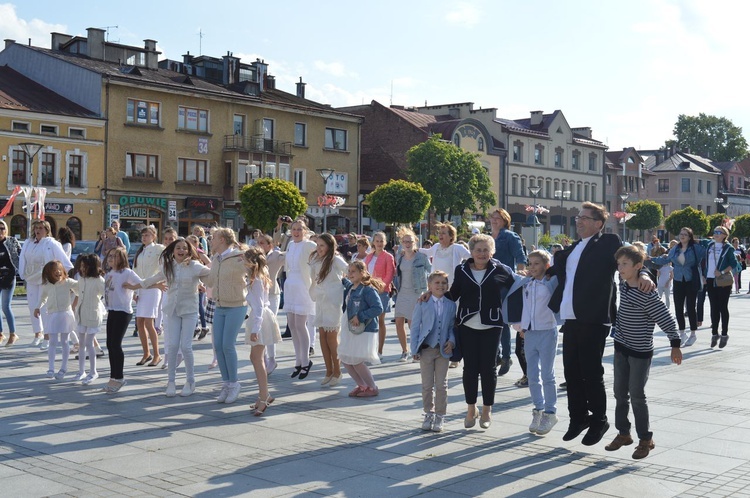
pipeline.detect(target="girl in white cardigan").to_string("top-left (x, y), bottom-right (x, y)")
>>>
top-left (132, 226), bottom-right (166, 367)
top-left (126, 238), bottom-right (210, 397)
top-left (34, 260), bottom-right (78, 380)
top-left (72, 254), bottom-right (106, 385)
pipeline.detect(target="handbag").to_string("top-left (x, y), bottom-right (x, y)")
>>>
top-left (715, 272), bottom-right (733, 287)
top-left (348, 319), bottom-right (371, 335)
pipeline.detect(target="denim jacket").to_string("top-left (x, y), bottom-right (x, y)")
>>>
top-left (701, 240), bottom-right (741, 279)
top-left (395, 251), bottom-right (432, 293)
top-left (343, 283), bottom-right (383, 332)
top-left (651, 243), bottom-right (705, 283)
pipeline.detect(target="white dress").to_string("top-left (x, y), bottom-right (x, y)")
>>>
top-left (309, 255), bottom-right (348, 329)
top-left (338, 285), bottom-right (381, 366)
top-left (282, 239), bottom-right (317, 315)
top-left (133, 242), bottom-right (165, 318)
top-left (244, 279), bottom-right (282, 346)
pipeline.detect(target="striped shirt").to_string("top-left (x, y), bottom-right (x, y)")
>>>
top-left (614, 280), bottom-right (680, 358)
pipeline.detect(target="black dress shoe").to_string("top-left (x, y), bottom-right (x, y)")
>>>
top-left (298, 360), bottom-right (313, 380)
top-left (582, 421), bottom-right (610, 446)
top-left (562, 420), bottom-right (590, 441)
top-left (290, 365), bottom-right (302, 378)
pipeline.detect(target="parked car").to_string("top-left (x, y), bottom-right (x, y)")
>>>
top-left (128, 242), bottom-right (142, 268)
top-left (70, 240), bottom-right (98, 264)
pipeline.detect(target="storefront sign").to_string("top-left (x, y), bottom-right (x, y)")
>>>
top-left (44, 203), bottom-right (74, 214)
top-left (120, 207), bottom-right (163, 218)
top-left (109, 204), bottom-right (120, 225)
top-left (118, 196), bottom-right (167, 209)
top-left (186, 197), bottom-right (220, 211)
top-left (198, 137), bottom-right (208, 155)
top-left (168, 201), bottom-right (177, 221)
top-left (325, 172), bottom-right (348, 195)
top-left (223, 209), bottom-right (238, 218)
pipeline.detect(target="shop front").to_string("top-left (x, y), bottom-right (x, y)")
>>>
top-left (113, 195), bottom-right (167, 242)
top-left (179, 197), bottom-right (220, 236)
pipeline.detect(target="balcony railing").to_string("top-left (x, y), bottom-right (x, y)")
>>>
top-left (223, 134), bottom-right (292, 155)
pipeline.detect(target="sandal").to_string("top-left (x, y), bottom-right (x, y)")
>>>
top-left (298, 360), bottom-right (313, 380)
top-left (103, 379), bottom-right (127, 393)
top-left (253, 395), bottom-right (275, 416)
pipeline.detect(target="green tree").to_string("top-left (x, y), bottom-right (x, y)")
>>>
top-left (664, 206), bottom-right (710, 238)
top-left (366, 179), bottom-right (431, 225)
top-left (732, 214), bottom-right (750, 239)
top-left (673, 113), bottom-right (749, 161)
top-left (707, 213), bottom-right (731, 234)
top-left (406, 135), bottom-right (496, 220)
top-left (238, 178), bottom-right (307, 233)
top-left (625, 200), bottom-right (663, 231)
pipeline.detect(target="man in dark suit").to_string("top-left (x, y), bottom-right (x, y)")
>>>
top-left (549, 202), bottom-right (652, 446)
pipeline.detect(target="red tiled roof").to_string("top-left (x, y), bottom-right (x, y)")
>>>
top-left (0, 65), bottom-right (97, 117)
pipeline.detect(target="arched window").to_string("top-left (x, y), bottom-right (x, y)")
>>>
top-left (66, 216), bottom-right (82, 240)
top-left (10, 214), bottom-right (26, 239)
top-left (478, 137), bottom-right (484, 151)
top-left (453, 134), bottom-right (460, 147)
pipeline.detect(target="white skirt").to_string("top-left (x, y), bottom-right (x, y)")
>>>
top-left (338, 312), bottom-right (380, 366)
top-left (46, 310), bottom-right (75, 335)
top-left (245, 307), bottom-right (282, 346)
top-left (136, 288), bottom-right (162, 318)
top-left (283, 271), bottom-right (315, 315)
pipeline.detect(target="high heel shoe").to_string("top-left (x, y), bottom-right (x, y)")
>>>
top-left (136, 355), bottom-right (153, 365)
top-left (253, 395), bottom-right (275, 416)
top-left (298, 360), bottom-right (313, 380)
top-left (5, 333), bottom-right (18, 346)
top-left (148, 356), bottom-right (162, 367)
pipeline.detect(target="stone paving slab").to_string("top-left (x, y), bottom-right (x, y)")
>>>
top-left (4, 291), bottom-right (750, 496)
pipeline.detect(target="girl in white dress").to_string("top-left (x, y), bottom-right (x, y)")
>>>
top-left (309, 233), bottom-right (349, 387)
top-left (282, 220), bottom-right (317, 379)
top-left (243, 246), bottom-right (281, 415)
top-left (71, 254), bottom-right (106, 386)
top-left (34, 260), bottom-right (78, 380)
top-left (132, 225), bottom-right (165, 366)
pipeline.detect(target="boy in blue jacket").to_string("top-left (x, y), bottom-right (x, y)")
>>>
top-left (411, 270), bottom-right (456, 432)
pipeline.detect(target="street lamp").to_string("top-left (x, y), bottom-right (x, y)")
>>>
top-left (554, 189), bottom-right (571, 237)
top-left (317, 168), bottom-right (335, 233)
top-left (714, 197), bottom-right (729, 214)
top-left (619, 192), bottom-right (630, 242)
top-left (528, 185), bottom-right (542, 249)
top-left (19, 142), bottom-right (43, 238)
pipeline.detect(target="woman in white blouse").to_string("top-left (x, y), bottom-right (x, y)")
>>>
top-left (132, 226), bottom-right (165, 366)
top-left (19, 220), bottom-right (73, 347)
top-left (419, 223), bottom-right (470, 286)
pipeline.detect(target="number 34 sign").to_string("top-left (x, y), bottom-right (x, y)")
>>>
top-left (198, 138), bottom-right (208, 155)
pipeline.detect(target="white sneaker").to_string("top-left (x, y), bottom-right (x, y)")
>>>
top-left (39, 340), bottom-right (49, 351)
top-left (529, 409), bottom-right (543, 433)
top-left (166, 381), bottom-right (177, 397)
top-left (536, 412), bottom-right (559, 435)
top-left (82, 372), bottom-right (99, 385)
top-left (422, 413), bottom-right (434, 431)
top-left (678, 330), bottom-right (687, 346)
top-left (431, 414), bottom-right (445, 432)
top-left (684, 333), bottom-right (697, 347)
top-left (71, 372), bottom-right (86, 382)
top-left (224, 382), bottom-right (241, 404)
top-left (180, 382), bottom-right (195, 397)
top-left (399, 352), bottom-right (409, 362)
top-left (216, 383), bottom-right (230, 403)
top-left (31, 336), bottom-right (42, 346)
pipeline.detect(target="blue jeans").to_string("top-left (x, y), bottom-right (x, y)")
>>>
top-left (0, 280), bottom-right (16, 333)
top-left (212, 305), bottom-right (247, 383)
top-left (525, 327), bottom-right (558, 413)
top-left (197, 291), bottom-right (207, 328)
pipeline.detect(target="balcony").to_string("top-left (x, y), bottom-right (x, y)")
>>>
top-left (223, 134), bottom-right (292, 155)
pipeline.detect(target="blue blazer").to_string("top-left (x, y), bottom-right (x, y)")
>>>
top-left (409, 298), bottom-right (457, 358)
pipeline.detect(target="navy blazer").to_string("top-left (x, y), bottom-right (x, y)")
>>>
top-left (410, 298), bottom-right (457, 358)
top-left (448, 258), bottom-right (516, 327)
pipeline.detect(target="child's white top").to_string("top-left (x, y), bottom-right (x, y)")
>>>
top-left (246, 278), bottom-right (270, 335)
top-left (37, 278), bottom-right (78, 312)
top-left (657, 265), bottom-right (673, 287)
top-left (141, 259), bottom-right (210, 317)
top-left (75, 274), bottom-right (106, 327)
top-left (105, 268), bottom-right (142, 313)
top-left (520, 277), bottom-right (557, 331)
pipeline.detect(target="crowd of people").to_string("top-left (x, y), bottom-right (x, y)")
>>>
top-left (0, 207), bottom-right (744, 454)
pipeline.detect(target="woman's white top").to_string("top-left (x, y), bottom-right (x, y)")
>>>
top-left (19, 237), bottom-right (73, 285)
top-left (284, 239), bottom-right (316, 282)
top-left (142, 259), bottom-right (211, 317)
top-left (37, 278), bottom-right (78, 313)
top-left (420, 243), bottom-right (470, 285)
top-left (133, 243), bottom-right (165, 279)
top-left (75, 275), bottom-right (106, 327)
top-left (62, 242), bottom-right (72, 259)
top-left (104, 268), bottom-right (142, 313)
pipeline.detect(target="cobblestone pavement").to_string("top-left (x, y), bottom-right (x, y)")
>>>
top-left (3, 291), bottom-right (750, 497)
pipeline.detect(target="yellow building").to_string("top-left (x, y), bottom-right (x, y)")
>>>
top-left (0, 65), bottom-right (105, 240)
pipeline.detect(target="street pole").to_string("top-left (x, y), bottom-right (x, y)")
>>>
top-left (619, 192), bottom-right (630, 242)
top-left (19, 142), bottom-right (43, 239)
top-left (317, 168), bottom-right (334, 234)
top-left (529, 185), bottom-right (542, 249)
top-left (554, 189), bottom-right (571, 238)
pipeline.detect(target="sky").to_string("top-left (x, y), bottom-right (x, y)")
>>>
top-left (1, 0), bottom-right (748, 152)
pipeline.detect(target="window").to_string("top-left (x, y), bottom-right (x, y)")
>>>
top-left (233, 115), bottom-right (245, 135)
top-left (641, 178), bottom-right (646, 189)
top-left (681, 204), bottom-right (690, 209)
top-left (66, 217), bottom-right (82, 241)
top-left (546, 179), bottom-right (552, 198)
top-left (294, 123), bottom-right (307, 146)
top-left (12, 121), bottom-right (30, 132)
top-left (325, 128), bottom-right (347, 150)
top-left (658, 179), bottom-right (669, 192)
top-left (453, 134), bottom-right (460, 147)
top-left (576, 183), bottom-right (582, 200)
top-left (707, 180), bottom-right (712, 195)
top-left (513, 141), bottom-right (523, 162)
top-left (591, 184), bottom-right (597, 201)
top-left (588, 153), bottom-right (597, 171)
top-left (698, 179), bottom-right (703, 193)
top-left (534, 145), bottom-right (543, 165)
top-left (126, 99), bottom-right (160, 126)
top-left (68, 154), bottom-right (82, 187)
top-left (511, 175), bottom-right (518, 196)
top-left (572, 151), bottom-right (581, 170)
top-left (12, 149), bottom-right (27, 184)
top-left (293, 169), bottom-right (306, 191)
top-left (520, 177), bottom-right (527, 196)
top-left (606, 174), bottom-right (611, 185)
top-left (41, 124), bottom-right (58, 135)
top-left (69, 128), bottom-right (85, 139)
top-left (661, 204), bottom-right (669, 216)
top-left (278, 162), bottom-right (290, 181)
top-left (554, 148), bottom-right (563, 168)
top-left (681, 178), bottom-right (691, 192)
top-left (178, 158), bottom-right (208, 183)
top-left (554, 179), bottom-right (560, 191)
top-left (584, 184), bottom-right (590, 201)
top-left (478, 137), bottom-right (484, 151)
top-left (41, 152), bottom-right (56, 186)
top-left (706, 206), bottom-right (711, 214)
top-left (730, 176), bottom-right (735, 191)
top-left (126, 152), bottom-right (159, 179)
top-left (224, 161), bottom-right (232, 187)
top-left (178, 106), bottom-right (209, 132)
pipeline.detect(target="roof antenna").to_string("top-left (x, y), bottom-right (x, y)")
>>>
top-left (98, 26), bottom-right (119, 43)
top-left (390, 80), bottom-right (393, 106)
top-left (198, 29), bottom-right (204, 55)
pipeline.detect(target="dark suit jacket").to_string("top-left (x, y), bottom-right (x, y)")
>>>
top-left (548, 232), bottom-right (621, 325)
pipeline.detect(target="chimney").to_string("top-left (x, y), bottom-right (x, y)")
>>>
top-left (296, 77), bottom-right (306, 98)
top-left (86, 27), bottom-right (105, 59)
top-left (182, 51), bottom-right (194, 65)
top-left (530, 110), bottom-right (543, 126)
top-left (50, 33), bottom-right (72, 51)
top-left (143, 39), bottom-right (158, 69)
top-left (4, 39), bottom-right (15, 50)
top-left (253, 59), bottom-right (268, 91)
top-left (265, 74), bottom-right (276, 90)
top-left (222, 51), bottom-right (239, 85)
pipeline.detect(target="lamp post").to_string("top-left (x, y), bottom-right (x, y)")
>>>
top-left (714, 196), bottom-right (729, 214)
top-left (528, 185), bottom-right (542, 249)
top-left (554, 189), bottom-right (571, 237)
top-left (317, 168), bottom-right (334, 233)
top-left (619, 192), bottom-right (630, 242)
top-left (19, 142), bottom-right (43, 238)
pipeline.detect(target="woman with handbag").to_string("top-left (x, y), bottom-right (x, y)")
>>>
top-left (394, 227), bottom-right (432, 362)
top-left (649, 227), bottom-right (705, 347)
top-left (0, 220), bottom-right (21, 346)
top-left (702, 226), bottom-right (739, 348)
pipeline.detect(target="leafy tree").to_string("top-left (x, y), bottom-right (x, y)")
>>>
top-left (707, 213), bottom-right (731, 234)
top-left (732, 214), bottom-right (750, 239)
top-left (366, 179), bottom-right (431, 225)
top-left (406, 135), bottom-right (496, 220)
top-left (625, 200), bottom-right (662, 231)
top-left (664, 206), bottom-right (710, 238)
top-left (239, 178), bottom-right (307, 233)
top-left (673, 113), bottom-right (749, 161)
